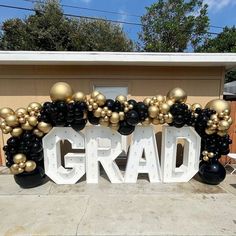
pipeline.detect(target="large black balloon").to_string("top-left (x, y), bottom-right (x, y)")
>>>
top-left (87, 112), bottom-right (99, 125)
top-left (126, 110), bottom-right (139, 126)
top-left (71, 119), bottom-right (87, 131)
top-left (118, 121), bottom-right (135, 135)
top-left (198, 160), bottom-right (226, 185)
top-left (112, 101), bottom-right (124, 112)
top-left (105, 99), bottom-right (115, 110)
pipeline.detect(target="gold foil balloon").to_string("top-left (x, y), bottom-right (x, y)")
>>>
top-left (205, 99), bottom-right (230, 114)
top-left (24, 161), bottom-right (36, 172)
top-left (5, 115), bottom-right (19, 127)
top-left (148, 106), bottom-right (159, 118)
top-left (116, 95), bottom-right (127, 103)
top-left (11, 127), bottom-right (23, 137)
top-left (91, 90), bottom-right (100, 99)
top-left (33, 129), bottom-right (44, 138)
top-left (37, 122), bottom-right (52, 133)
top-left (96, 94), bottom-right (106, 106)
top-left (166, 88), bottom-right (187, 103)
top-left (21, 121), bottom-right (33, 130)
top-left (13, 153), bottom-right (27, 164)
top-left (0, 107), bottom-right (14, 119)
top-left (50, 82), bottom-right (73, 102)
top-left (28, 116), bottom-right (38, 126)
top-left (110, 112), bottom-right (119, 124)
top-left (73, 92), bottom-right (86, 102)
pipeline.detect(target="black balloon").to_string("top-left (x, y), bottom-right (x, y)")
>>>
top-left (105, 99), bottom-right (115, 110)
top-left (87, 112), bottom-right (99, 125)
top-left (71, 119), bottom-right (87, 131)
top-left (198, 160), bottom-right (226, 185)
top-left (126, 110), bottom-right (139, 126)
top-left (118, 121), bottom-right (135, 135)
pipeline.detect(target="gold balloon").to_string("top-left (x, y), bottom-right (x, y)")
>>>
top-left (96, 94), bottom-right (106, 106)
top-left (203, 156), bottom-right (209, 162)
top-left (119, 112), bottom-right (125, 121)
top-left (191, 103), bottom-right (202, 111)
top-left (116, 95), bottom-right (127, 104)
top-left (148, 106), bottom-right (159, 118)
top-left (142, 117), bottom-right (152, 125)
top-left (152, 118), bottom-right (160, 125)
top-left (28, 116), bottom-right (38, 126)
top-left (24, 160), bottom-right (36, 172)
top-left (165, 113), bottom-right (173, 123)
top-left (28, 102), bottom-right (42, 111)
top-left (18, 117), bottom-right (26, 124)
top-left (104, 116), bottom-right (109, 122)
top-left (11, 127), bottom-right (23, 137)
top-left (37, 122), bottom-right (52, 133)
top-left (166, 99), bottom-right (174, 107)
top-left (21, 121), bottom-right (33, 130)
top-left (217, 130), bottom-right (227, 137)
top-left (19, 162), bottom-right (26, 168)
top-left (50, 82), bottom-right (73, 102)
top-left (99, 118), bottom-right (109, 127)
top-left (0, 107), bottom-right (14, 119)
top-left (10, 165), bottom-right (20, 175)
top-left (228, 117), bottom-right (233, 125)
top-left (124, 107), bottom-right (129, 113)
top-left (92, 103), bottom-right (98, 110)
top-left (202, 151), bottom-right (208, 156)
top-left (218, 120), bottom-right (230, 131)
top-left (160, 103), bottom-right (170, 114)
top-left (73, 92), bottom-right (86, 102)
top-left (110, 112), bottom-right (120, 124)
top-left (205, 99), bottom-right (230, 114)
top-left (94, 107), bottom-right (102, 118)
top-left (205, 128), bottom-right (215, 135)
top-left (18, 168), bottom-right (24, 174)
top-left (156, 95), bottom-right (165, 103)
top-left (91, 91), bottom-right (100, 99)
top-left (110, 123), bottom-right (120, 131)
top-left (4, 126), bottom-right (12, 133)
top-left (13, 153), bottom-right (27, 164)
top-left (143, 98), bottom-right (151, 106)
top-left (166, 88), bottom-right (187, 103)
top-left (107, 110), bottom-right (112, 117)
top-left (5, 115), bottom-right (19, 127)
top-left (208, 152), bottom-right (214, 158)
top-left (15, 108), bottom-right (27, 117)
top-left (33, 129), bottom-right (44, 138)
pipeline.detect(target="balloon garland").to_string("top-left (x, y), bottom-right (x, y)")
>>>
top-left (0, 82), bottom-right (233, 186)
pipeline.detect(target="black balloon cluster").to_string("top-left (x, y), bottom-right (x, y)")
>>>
top-left (3, 131), bottom-right (43, 168)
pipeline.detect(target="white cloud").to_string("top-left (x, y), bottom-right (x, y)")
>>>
top-left (204, 0), bottom-right (236, 12)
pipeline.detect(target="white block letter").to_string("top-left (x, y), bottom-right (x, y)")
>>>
top-left (124, 126), bottom-right (161, 183)
top-left (43, 127), bottom-right (85, 184)
top-left (161, 125), bottom-right (201, 182)
top-left (86, 126), bottom-right (123, 183)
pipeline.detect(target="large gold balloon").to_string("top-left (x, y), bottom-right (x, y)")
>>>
top-left (5, 115), bottom-right (19, 127)
top-left (13, 153), bottom-right (27, 164)
top-left (0, 107), bottom-right (14, 119)
top-left (11, 127), bottom-right (23, 137)
top-left (28, 116), bottom-right (38, 126)
top-left (37, 122), bottom-right (52, 133)
top-left (72, 92), bottom-right (86, 102)
top-left (24, 160), bottom-right (36, 172)
top-left (91, 90), bottom-right (100, 99)
top-left (205, 99), bottom-right (230, 114)
top-left (96, 94), bottom-right (106, 106)
top-left (116, 95), bottom-right (127, 104)
top-left (110, 112), bottom-right (119, 124)
top-left (50, 82), bottom-right (73, 102)
top-left (160, 103), bottom-right (170, 114)
top-left (148, 106), bottom-right (159, 118)
top-left (166, 87), bottom-right (187, 103)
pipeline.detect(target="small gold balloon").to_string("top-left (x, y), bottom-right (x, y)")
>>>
top-left (101, 110), bottom-right (106, 117)
top-left (96, 94), bottom-right (106, 106)
top-left (142, 117), bottom-right (152, 126)
top-left (0, 121), bottom-right (6, 129)
top-left (129, 104), bottom-right (133, 110)
top-left (116, 95), bottom-right (127, 104)
top-left (104, 116), bottom-right (109, 122)
top-left (18, 168), bottom-right (24, 174)
top-left (28, 102), bottom-right (42, 111)
top-left (203, 156), bottom-right (209, 162)
top-left (207, 120), bottom-right (213, 126)
top-left (37, 122), bottom-right (52, 133)
top-left (5, 115), bottom-right (19, 127)
top-left (210, 114), bottom-right (218, 121)
top-left (5, 126), bottom-right (13, 133)
top-left (143, 98), bottom-right (151, 106)
top-left (99, 118), bottom-right (109, 127)
top-left (88, 105), bottom-right (93, 111)
top-left (91, 90), bottom-right (100, 99)
top-left (21, 121), bottom-right (33, 131)
top-left (0, 107), bottom-right (14, 119)
top-left (13, 153), bottom-right (27, 164)
top-left (152, 118), bottom-right (160, 125)
top-left (24, 160), bottom-right (36, 172)
top-left (224, 109), bottom-right (230, 116)
top-left (92, 103), bottom-right (98, 110)
top-left (202, 150), bottom-right (208, 156)
top-left (19, 162), bottom-right (26, 168)
top-left (11, 127), bottom-right (23, 137)
top-left (110, 123), bottom-right (120, 131)
top-left (94, 107), bottom-right (102, 118)
top-left (12, 163), bottom-right (19, 170)
top-left (110, 112), bottom-right (120, 124)
top-left (218, 120), bottom-right (230, 131)
top-left (28, 116), bottom-right (38, 127)
top-left (18, 117), bottom-right (26, 124)
top-left (165, 113), bottom-right (173, 123)
top-left (33, 129), bottom-right (44, 138)
top-left (124, 107), bottom-right (129, 113)
top-left (50, 82), bottom-right (73, 102)
top-left (217, 130), bottom-right (227, 137)
top-left (10, 165), bottom-right (20, 175)
top-left (160, 103), bottom-right (170, 114)
top-left (15, 108), bottom-right (27, 117)
top-left (166, 88), bottom-right (187, 103)
top-left (148, 106), bottom-right (159, 118)
top-left (191, 103), bottom-right (202, 111)
top-left (89, 98), bottom-right (94, 104)
top-left (156, 95), bottom-right (165, 103)
top-left (107, 110), bottom-right (112, 117)
top-left (205, 99), bottom-right (230, 114)
top-left (119, 112), bottom-right (125, 121)
top-left (205, 128), bottom-right (215, 135)
top-left (166, 100), bottom-right (174, 107)
top-left (208, 152), bottom-right (214, 158)
top-left (72, 91), bottom-right (86, 102)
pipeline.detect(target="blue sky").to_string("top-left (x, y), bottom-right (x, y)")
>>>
top-left (0, 0), bottom-right (236, 43)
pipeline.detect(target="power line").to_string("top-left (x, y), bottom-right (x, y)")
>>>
top-left (0, 3), bottom-right (220, 35)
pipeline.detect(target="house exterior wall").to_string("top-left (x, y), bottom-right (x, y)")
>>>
top-left (0, 65), bottom-right (225, 165)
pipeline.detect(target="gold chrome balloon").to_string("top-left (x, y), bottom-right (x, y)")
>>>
top-left (73, 92), bottom-right (86, 102)
top-left (37, 122), bottom-right (52, 133)
top-left (166, 87), bottom-right (187, 103)
top-left (50, 82), bottom-right (73, 102)
top-left (33, 129), bottom-right (44, 138)
top-left (18, 167), bottom-right (24, 174)
top-left (96, 94), bottom-right (106, 106)
top-left (110, 112), bottom-right (119, 124)
top-left (116, 95), bottom-right (127, 104)
top-left (19, 162), bottom-right (26, 168)
top-left (5, 115), bottom-right (19, 127)
top-left (24, 160), bottom-right (36, 172)
top-left (11, 127), bottom-right (23, 137)
top-left (13, 153), bottom-right (27, 164)
top-left (4, 126), bottom-right (12, 133)
top-left (28, 116), bottom-right (38, 127)
top-left (21, 121), bottom-right (33, 130)
top-left (205, 99), bottom-right (230, 114)
top-left (0, 107), bottom-right (14, 119)
top-left (148, 106), bottom-right (159, 118)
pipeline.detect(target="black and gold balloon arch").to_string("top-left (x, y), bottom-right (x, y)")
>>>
top-left (0, 82), bottom-right (232, 181)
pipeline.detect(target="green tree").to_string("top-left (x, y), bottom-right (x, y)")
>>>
top-left (0, 0), bottom-right (133, 51)
top-left (139, 0), bottom-right (209, 52)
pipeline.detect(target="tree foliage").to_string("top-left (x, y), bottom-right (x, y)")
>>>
top-left (139, 0), bottom-right (209, 52)
top-left (0, 0), bottom-right (133, 51)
